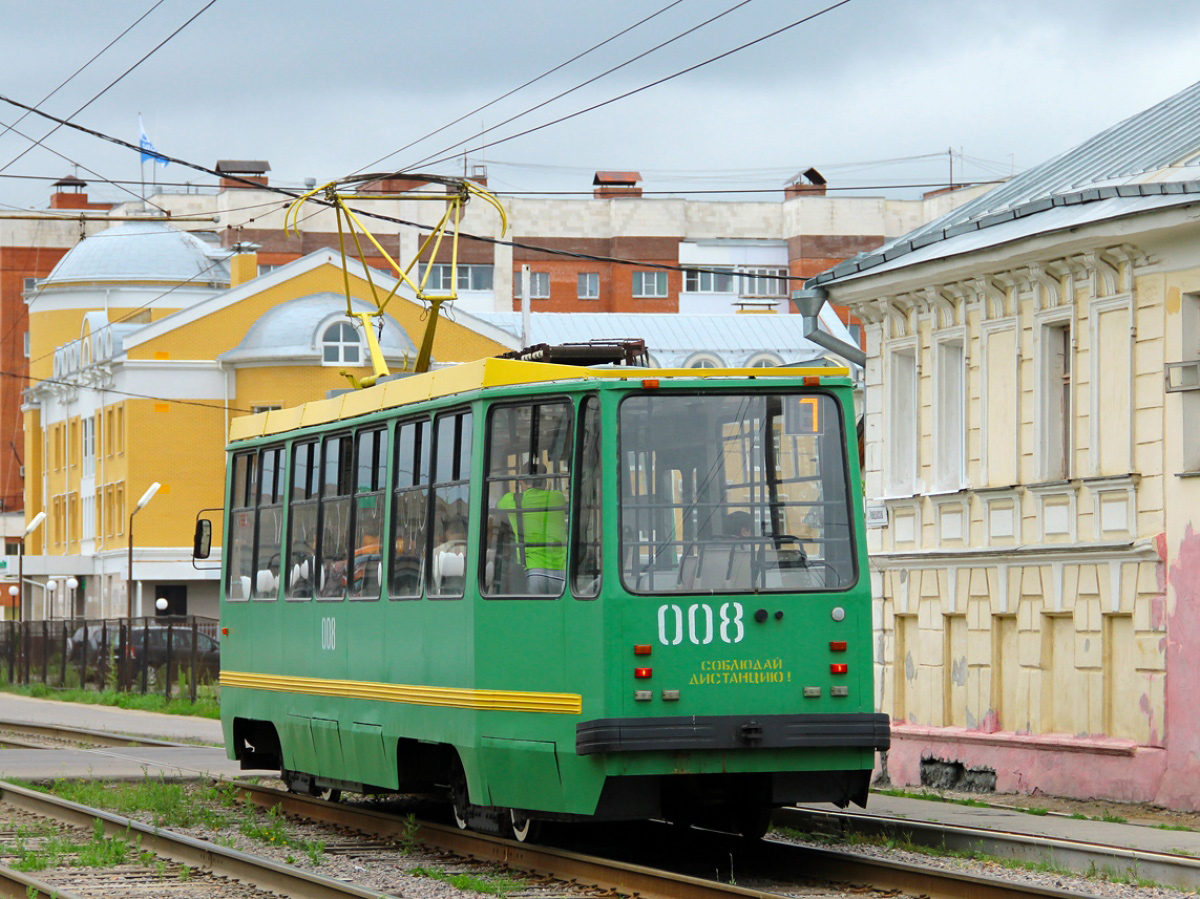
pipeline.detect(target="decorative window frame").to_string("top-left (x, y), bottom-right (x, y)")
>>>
top-left (1087, 294), bottom-right (1134, 476)
top-left (931, 326), bottom-right (967, 492)
top-left (319, 318), bottom-right (364, 366)
top-left (979, 316), bottom-right (1019, 487)
top-left (1027, 482), bottom-right (1077, 543)
top-left (1033, 304), bottom-right (1075, 481)
top-left (886, 498), bottom-right (922, 549)
top-left (1085, 474), bottom-right (1139, 541)
top-left (978, 486), bottom-right (1022, 546)
top-left (683, 352), bottom-right (724, 369)
top-left (930, 493), bottom-right (968, 545)
top-left (884, 336), bottom-right (920, 497)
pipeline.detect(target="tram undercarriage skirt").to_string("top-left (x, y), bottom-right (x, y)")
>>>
top-left (576, 712), bottom-right (890, 754)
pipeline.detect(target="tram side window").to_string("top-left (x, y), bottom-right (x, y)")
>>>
top-left (253, 447), bottom-right (284, 599)
top-left (227, 451), bottom-right (257, 601)
top-left (287, 440), bottom-right (320, 600)
top-left (571, 396), bottom-right (602, 598)
top-left (429, 411), bottom-right (472, 598)
top-left (350, 428), bottom-right (388, 600)
top-left (390, 419), bottom-right (429, 599)
top-left (318, 434), bottom-right (354, 599)
top-left (483, 401), bottom-right (572, 598)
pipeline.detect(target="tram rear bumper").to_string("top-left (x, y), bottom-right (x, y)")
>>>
top-left (576, 712), bottom-right (890, 755)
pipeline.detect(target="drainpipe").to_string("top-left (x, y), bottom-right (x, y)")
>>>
top-left (790, 287), bottom-right (866, 368)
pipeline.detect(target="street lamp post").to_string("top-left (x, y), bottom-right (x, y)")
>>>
top-left (127, 482), bottom-right (161, 623)
top-left (45, 579), bottom-right (56, 619)
top-left (65, 576), bottom-right (79, 619)
top-left (126, 482), bottom-right (161, 692)
top-left (16, 511), bottom-right (46, 623)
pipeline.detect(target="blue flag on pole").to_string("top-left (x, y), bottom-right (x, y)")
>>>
top-left (138, 115), bottom-right (168, 167)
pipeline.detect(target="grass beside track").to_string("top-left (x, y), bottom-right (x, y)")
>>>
top-left (0, 682), bottom-right (219, 718)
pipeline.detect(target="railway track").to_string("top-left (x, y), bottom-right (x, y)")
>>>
top-left (2, 716), bottom-right (1196, 899)
top-left (0, 718), bottom-right (194, 750)
top-left (776, 805), bottom-right (1200, 893)
top-left (235, 781), bottom-right (1129, 899)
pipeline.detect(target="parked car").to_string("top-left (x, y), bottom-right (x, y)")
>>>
top-left (67, 623), bottom-right (220, 681)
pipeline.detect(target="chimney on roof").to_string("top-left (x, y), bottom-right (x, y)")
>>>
top-left (785, 167), bottom-right (827, 199)
top-left (593, 171), bottom-right (642, 199)
top-left (49, 174), bottom-right (108, 210)
top-left (469, 164), bottom-right (488, 188)
top-left (216, 159), bottom-right (270, 189)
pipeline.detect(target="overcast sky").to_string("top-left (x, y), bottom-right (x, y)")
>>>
top-left (2, 0), bottom-right (1199, 210)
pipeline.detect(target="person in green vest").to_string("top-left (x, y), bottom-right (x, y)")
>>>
top-left (497, 464), bottom-right (568, 595)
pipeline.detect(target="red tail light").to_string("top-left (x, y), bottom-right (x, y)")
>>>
top-left (829, 641), bottom-right (847, 652)
top-left (634, 644), bottom-right (652, 656)
top-left (830, 663), bottom-right (848, 675)
top-left (634, 668), bottom-right (653, 679)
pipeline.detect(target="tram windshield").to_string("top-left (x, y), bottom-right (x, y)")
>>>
top-left (619, 392), bottom-right (857, 594)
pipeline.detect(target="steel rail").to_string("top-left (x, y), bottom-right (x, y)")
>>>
top-left (0, 780), bottom-right (397, 899)
top-left (0, 718), bottom-right (192, 749)
top-left (0, 865), bottom-right (88, 899)
top-left (777, 806), bottom-right (1200, 892)
top-left (236, 781), bottom-right (1100, 899)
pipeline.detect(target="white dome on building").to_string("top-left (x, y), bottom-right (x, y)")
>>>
top-left (40, 221), bottom-right (230, 288)
top-left (219, 292), bottom-right (417, 365)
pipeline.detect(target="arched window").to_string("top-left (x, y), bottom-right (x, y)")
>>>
top-left (684, 352), bottom-right (724, 369)
top-left (322, 321), bottom-right (362, 365)
top-left (747, 352), bottom-right (782, 368)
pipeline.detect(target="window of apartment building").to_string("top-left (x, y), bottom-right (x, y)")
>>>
top-left (632, 271), bottom-right (668, 298)
top-left (1039, 321), bottom-right (1072, 481)
top-left (737, 267), bottom-right (787, 298)
top-left (83, 493), bottom-right (95, 542)
top-left (887, 343), bottom-right (919, 494)
top-left (4, 540), bottom-right (19, 556)
top-left (513, 270), bottom-right (550, 299)
top-left (81, 415), bottom-right (95, 479)
top-left (684, 268), bottom-right (734, 293)
top-left (23, 332), bottom-right (29, 359)
top-left (115, 406), bottom-right (125, 454)
top-left (252, 404), bottom-right (282, 415)
top-left (1090, 298), bottom-right (1133, 476)
top-left (934, 336), bottom-right (966, 490)
top-left (577, 272), bottom-right (599, 300)
top-left (322, 321), bottom-right (361, 365)
top-left (419, 263), bottom-right (494, 292)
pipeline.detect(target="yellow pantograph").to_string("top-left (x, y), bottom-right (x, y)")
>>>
top-left (285, 173), bottom-right (508, 386)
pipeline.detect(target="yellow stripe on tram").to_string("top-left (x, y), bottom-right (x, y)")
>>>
top-left (220, 671), bottom-right (582, 715)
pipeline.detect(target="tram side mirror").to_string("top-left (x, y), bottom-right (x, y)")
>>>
top-left (193, 519), bottom-right (212, 559)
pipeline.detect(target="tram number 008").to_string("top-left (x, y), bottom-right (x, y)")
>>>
top-left (657, 602), bottom-right (744, 645)
top-left (320, 617), bottom-right (337, 651)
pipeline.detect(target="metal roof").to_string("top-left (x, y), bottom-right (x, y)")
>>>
top-left (41, 221), bottom-right (231, 288)
top-left (469, 312), bottom-right (855, 367)
top-left (811, 78), bottom-right (1200, 287)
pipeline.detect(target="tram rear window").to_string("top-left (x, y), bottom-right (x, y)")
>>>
top-left (619, 392), bottom-right (857, 594)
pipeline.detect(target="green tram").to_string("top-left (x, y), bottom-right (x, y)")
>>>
top-left (210, 357), bottom-right (889, 839)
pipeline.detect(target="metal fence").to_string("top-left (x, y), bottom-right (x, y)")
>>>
top-left (0, 616), bottom-right (220, 702)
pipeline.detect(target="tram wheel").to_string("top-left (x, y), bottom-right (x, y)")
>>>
top-left (509, 808), bottom-right (543, 843)
top-left (734, 806), bottom-right (772, 840)
top-left (313, 786), bottom-right (342, 803)
top-left (449, 760), bottom-right (471, 831)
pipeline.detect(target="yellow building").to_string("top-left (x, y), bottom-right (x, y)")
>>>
top-left (806, 79), bottom-right (1200, 808)
top-left (21, 222), bottom-right (516, 620)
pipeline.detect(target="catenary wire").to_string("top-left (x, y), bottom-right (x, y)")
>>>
top-left (410, 0), bottom-right (854, 172)
top-left (400, 0), bottom-right (759, 173)
top-left (0, 0), bottom-right (167, 151)
top-left (352, 0), bottom-right (691, 176)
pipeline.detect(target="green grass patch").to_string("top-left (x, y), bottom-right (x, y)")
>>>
top-left (0, 683), bottom-right (219, 718)
top-left (873, 787), bottom-right (990, 808)
top-left (44, 777), bottom-right (240, 830)
top-left (410, 865), bottom-right (527, 896)
top-left (10, 819), bottom-right (131, 871)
